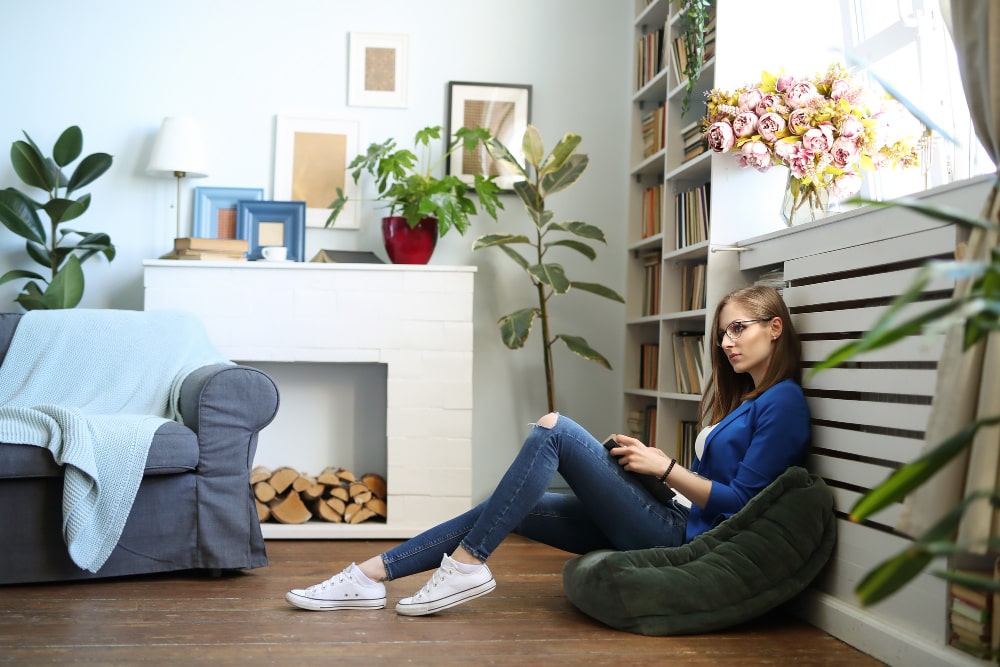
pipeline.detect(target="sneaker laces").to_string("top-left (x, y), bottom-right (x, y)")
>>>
top-left (306, 569), bottom-right (353, 595)
top-left (412, 563), bottom-right (457, 600)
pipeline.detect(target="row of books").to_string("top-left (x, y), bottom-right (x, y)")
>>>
top-left (675, 182), bottom-right (710, 249)
top-left (163, 237), bottom-right (248, 261)
top-left (627, 405), bottom-right (658, 449)
top-left (635, 25), bottom-right (666, 91)
top-left (639, 343), bottom-right (659, 390)
top-left (680, 262), bottom-right (707, 312)
top-left (681, 120), bottom-right (708, 161)
top-left (640, 251), bottom-right (662, 317)
top-left (669, 10), bottom-right (717, 85)
top-left (640, 183), bottom-right (664, 239)
top-left (672, 331), bottom-right (704, 394)
top-left (676, 420), bottom-right (698, 467)
top-left (948, 563), bottom-right (1000, 659)
top-left (641, 101), bottom-right (668, 159)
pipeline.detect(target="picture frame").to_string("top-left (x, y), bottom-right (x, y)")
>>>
top-left (192, 187), bottom-right (264, 239)
top-left (236, 200), bottom-right (306, 262)
top-left (447, 81), bottom-right (532, 192)
top-left (273, 115), bottom-right (362, 229)
top-left (348, 32), bottom-right (409, 108)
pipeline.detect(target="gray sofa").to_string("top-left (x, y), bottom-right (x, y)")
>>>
top-left (0, 312), bottom-right (280, 584)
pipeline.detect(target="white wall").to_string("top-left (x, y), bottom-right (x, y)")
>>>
top-left (0, 0), bottom-right (631, 499)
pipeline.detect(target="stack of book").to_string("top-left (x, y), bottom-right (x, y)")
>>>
top-left (166, 238), bottom-right (248, 261)
top-left (641, 101), bottom-right (668, 158)
top-left (639, 342), bottom-right (659, 390)
top-left (671, 331), bottom-right (704, 395)
top-left (948, 566), bottom-right (999, 659)
top-left (670, 6), bottom-right (717, 84)
top-left (641, 250), bottom-right (662, 317)
top-left (680, 261), bottom-right (707, 312)
top-left (641, 183), bottom-right (664, 239)
top-left (681, 120), bottom-right (708, 162)
top-left (676, 420), bottom-right (698, 467)
top-left (675, 182), bottom-right (710, 249)
top-left (636, 24), bottom-right (666, 91)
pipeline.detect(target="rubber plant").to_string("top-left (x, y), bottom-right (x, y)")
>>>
top-left (0, 126), bottom-right (115, 310)
top-left (473, 125), bottom-right (625, 412)
top-left (326, 125), bottom-right (503, 236)
top-left (676, 0), bottom-right (716, 114)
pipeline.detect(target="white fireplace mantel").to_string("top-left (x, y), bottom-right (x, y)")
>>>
top-left (143, 259), bottom-right (475, 539)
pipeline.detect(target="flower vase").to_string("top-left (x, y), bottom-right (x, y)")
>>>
top-left (780, 177), bottom-right (831, 227)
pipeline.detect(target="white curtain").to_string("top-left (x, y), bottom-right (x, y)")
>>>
top-left (897, 0), bottom-right (1000, 547)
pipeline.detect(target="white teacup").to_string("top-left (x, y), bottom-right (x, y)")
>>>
top-left (261, 246), bottom-right (288, 262)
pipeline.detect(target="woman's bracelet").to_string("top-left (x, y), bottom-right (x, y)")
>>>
top-left (658, 459), bottom-right (676, 485)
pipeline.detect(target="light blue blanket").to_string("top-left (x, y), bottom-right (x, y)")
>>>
top-left (0, 309), bottom-right (229, 572)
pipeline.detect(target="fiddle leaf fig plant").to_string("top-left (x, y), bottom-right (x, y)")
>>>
top-left (326, 125), bottom-right (503, 237)
top-left (473, 125), bottom-right (624, 412)
top-left (0, 126), bottom-right (115, 310)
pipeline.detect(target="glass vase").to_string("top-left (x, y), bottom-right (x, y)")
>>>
top-left (780, 176), bottom-right (831, 227)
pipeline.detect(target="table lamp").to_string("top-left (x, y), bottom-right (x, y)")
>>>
top-left (147, 116), bottom-right (208, 240)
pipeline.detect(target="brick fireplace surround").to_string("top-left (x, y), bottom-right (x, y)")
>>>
top-left (143, 260), bottom-right (475, 539)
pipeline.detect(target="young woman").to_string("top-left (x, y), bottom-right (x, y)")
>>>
top-left (285, 285), bottom-right (811, 616)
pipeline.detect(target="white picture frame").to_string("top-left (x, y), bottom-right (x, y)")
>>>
top-left (273, 115), bottom-right (362, 229)
top-left (348, 32), bottom-right (409, 108)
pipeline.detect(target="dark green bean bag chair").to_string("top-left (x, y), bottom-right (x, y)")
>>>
top-left (562, 466), bottom-right (836, 635)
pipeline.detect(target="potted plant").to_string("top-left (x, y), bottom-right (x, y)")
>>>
top-left (326, 125), bottom-right (504, 264)
top-left (473, 125), bottom-right (624, 412)
top-left (0, 126), bottom-right (115, 310)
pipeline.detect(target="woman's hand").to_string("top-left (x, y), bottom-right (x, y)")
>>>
top-left (608, 434), bottom-right (669, 477)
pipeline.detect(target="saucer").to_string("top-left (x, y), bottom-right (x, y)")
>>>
top-left (257, 258), bottom-right (293, 263)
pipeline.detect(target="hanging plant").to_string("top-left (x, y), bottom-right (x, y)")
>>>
top-left (676, 0), bottom-right (715, 114)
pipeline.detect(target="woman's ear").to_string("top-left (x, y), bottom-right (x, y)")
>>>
top-left (769, 316), bottom-right (784, 341)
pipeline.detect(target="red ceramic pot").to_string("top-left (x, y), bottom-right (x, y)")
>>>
top-left (382, 216), bottom-right (438, 264)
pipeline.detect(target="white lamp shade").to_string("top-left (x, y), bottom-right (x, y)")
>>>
top-left (147, 116), bottom-right (209, 178)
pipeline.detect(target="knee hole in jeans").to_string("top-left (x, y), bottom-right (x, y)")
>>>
top-left (536, 412), bottom-right (559, 429)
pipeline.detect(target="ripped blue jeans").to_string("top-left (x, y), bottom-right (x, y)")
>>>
top-left (380, 414), bottom-right (689, 580)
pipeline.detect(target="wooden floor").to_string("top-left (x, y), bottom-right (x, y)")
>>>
top-left (0, 536), bottom-right (882, 666)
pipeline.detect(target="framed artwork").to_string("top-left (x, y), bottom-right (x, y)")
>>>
top-left (192, 187), bottom-right (264, 239)
top-left (447, 81), bottom-right (532, 192)
top-left (348, 32), bottom-right (409, 108)
top-left (236, 200), bottom-right (306, 261)
top-left (273, 115), bottom-right (362, 229)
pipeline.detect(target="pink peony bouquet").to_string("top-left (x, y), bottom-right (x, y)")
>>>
top-left (703, 63), bottom-right (920, 223)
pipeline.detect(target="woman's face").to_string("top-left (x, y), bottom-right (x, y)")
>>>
top-left (717, 302), bottom-right (780, 387)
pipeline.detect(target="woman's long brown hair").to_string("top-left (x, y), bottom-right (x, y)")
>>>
top-left (699, 285), bottom-right (802, 426)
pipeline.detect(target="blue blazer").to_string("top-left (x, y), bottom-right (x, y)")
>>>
top-left (685, 378), bottom-right (811, 542)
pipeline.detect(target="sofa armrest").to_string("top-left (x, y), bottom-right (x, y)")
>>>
top-left (177, 363), bottom-right (280, 569)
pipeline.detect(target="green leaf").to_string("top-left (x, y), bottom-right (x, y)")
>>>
top-left (43, 194), bottom-right (90, 225)
top-left (529, 263), bottom-right (570, 294)
top-left (499, 244), bottom-right (530, 270)
top-left (570, 280), bottom-right (625, 303)
top-left (0, 188), bottom-right (46, 243)
top-left (414, 125), bottom-right (443, 146)
top-left (555, 334), bottom-right (612, 370)
top-left (850, 415), bottom-right (1000, 521)
top-left (521, 125), bottom-right (544, 168)
top-left (498, 308), bottom-right (538, 349)
top-left (0, 269), bottom-right (45, 287)
top-left (472, 174), bottom-right (504, 221)
top-left (26, 240), bottom-right (51, 267)
top-left (14, 280), bottom-right (48, 311)
top-left (60, 229), bottom-right (116, 263)
top-left (512, 180), bottom-right (548, 227)
top-left (538, 132), bottom-right (582, 175)
top-left (472, 233), bottom-right (532, 251)
top-left (540, 154), bottom-right (588, 197)
top-left (846, 196), bottom-right (999, 234)
top-left (326, 187), bottom-right (348, 226)
top-left (40, 254), bottom-right (85, 308)
top-left (545, 238), bottom-right (596, 260)
top-left (66, 153), bottom-right (112, 194)
top-left (53, 126), bottom-right (83, 167)
top-left (548, 220), bottom-right (606, 242)
top-left (484, 137), bottom-right (528, 179)
top-left (10, 139), bottom-right (55, 191)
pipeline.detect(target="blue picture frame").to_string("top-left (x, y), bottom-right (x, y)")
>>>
top-left (193, 186), bottom-right (264, 238)
top-left (236, 200), bottom-right (306, 261)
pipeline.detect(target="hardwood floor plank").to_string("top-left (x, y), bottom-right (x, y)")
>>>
top-left (0, 536), bottom-right (883, 665)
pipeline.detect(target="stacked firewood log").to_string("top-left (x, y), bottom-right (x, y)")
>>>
top-left (252, 466), bottom-right (387, 525)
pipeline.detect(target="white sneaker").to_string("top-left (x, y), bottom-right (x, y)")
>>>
top-left (395, 554), bottom-right (496, 616)
top-left (285, 564), bottom-right (387, 611)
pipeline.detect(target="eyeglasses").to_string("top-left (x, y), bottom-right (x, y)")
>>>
top-left (716, 318), bottom-right (771, 346)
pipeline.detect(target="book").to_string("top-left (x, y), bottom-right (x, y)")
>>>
top-left (953, 597), bottom-right (991, 623)
top-left (310, 250), bottom-right (385, 264)
top-left (603, 435), bottom-right (674, 505)
top-left (163, 250), bottom-right (248, 261)
top-left (174, 237), bottom-right (248, 253)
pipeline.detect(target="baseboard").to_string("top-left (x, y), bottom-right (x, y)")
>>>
top-left (787, 589), bottom-right (987, 667)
